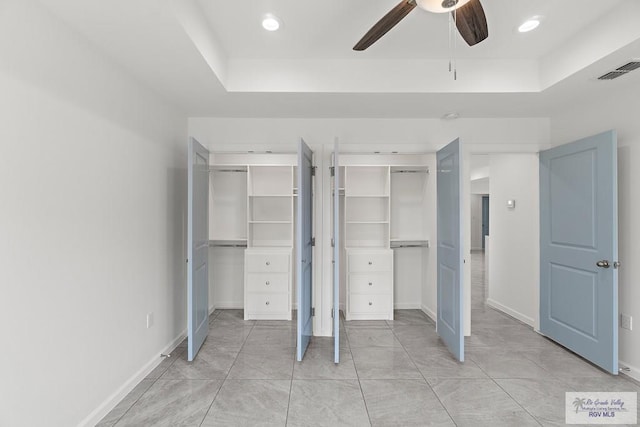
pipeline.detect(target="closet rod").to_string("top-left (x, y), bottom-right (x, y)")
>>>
top-left (390, 240), bottom-right (430, 249)
top-left (390, 170), bottom-right (429, 174)
top-left (212, 169), bottom-right (247, 173)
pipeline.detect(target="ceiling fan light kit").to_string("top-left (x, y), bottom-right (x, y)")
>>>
top-left (415, 0), bottom-right (471, 13)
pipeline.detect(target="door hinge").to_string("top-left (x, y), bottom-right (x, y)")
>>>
top-left (311, 166), bottom-right (317, 176)
top-left (331, 238), bottom-right (335, 248)
top-left (330, 166), bottom-right (335, 177)
top-left (331, 308), bottom-right (335, 318)
top-left (311, 237), bottom-right (316, 246)
top-left (312, 307), bottom-right (315, 316)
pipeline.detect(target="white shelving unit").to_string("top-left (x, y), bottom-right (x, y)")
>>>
top-left (344, 166), bottom-right (393, 320)
top-left (244, 165), bottom-right (294, 320)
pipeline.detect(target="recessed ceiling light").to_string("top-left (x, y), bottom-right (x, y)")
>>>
top-left (262, 14), bottom-right (281, 32)
top-left (441, 112), bottom-right (460, 120)
top-left (518, 19), bottom-right (540, 33)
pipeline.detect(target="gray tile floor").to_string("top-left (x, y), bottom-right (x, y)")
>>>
top-left (98, 252), bottom-right (640, 426)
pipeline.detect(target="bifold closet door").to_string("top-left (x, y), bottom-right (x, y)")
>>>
top-left (187, 137), bottom-right (210, 361)
top-left (332, 140), bottom-right (340, 364)
top-left (540, 130), bottom-right (618, 374)
top-left (436, 138), bottom-right (464, 362)
top-left (297, 139), bottom-right (313, 361)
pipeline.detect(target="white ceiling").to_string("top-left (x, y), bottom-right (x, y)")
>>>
top-left (37, 0), bottom-right (640, 118)
top-left (196, 0), bottom-right (620, 60)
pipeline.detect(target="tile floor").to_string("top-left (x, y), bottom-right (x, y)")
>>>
top-left (97, 252), bottom-right (640, 426)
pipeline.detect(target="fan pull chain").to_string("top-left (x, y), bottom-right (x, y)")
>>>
top-left (448, 11), bottom-right (452, 73)
top-left (453, 7), bottom-right (457, 80)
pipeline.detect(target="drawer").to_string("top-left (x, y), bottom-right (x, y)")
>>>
top-left (348, 251), bottom-right (392, 272)
top-left (349, 293), bottom-right (391, 315)
top-left (246, 273), bottom-right (289, 293)
top-left (245, 251), bottom-right (290, 273)
top-left (246, 292), bottom-right (289, 315)
top-left (349, 273), bottom-right (392, 293)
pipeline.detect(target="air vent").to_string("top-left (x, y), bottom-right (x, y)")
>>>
top-left (598, 71), bottom-right (627, 80)
top-left (616, 61), bottom-right (640, 72)
top-left (598, 60), bottom-right (640, 80)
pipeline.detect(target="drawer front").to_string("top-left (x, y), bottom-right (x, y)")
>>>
top-left (246, 293), bottom-right (289, 315)
top-left (245, 251), bottom-right (290, 273)
top-left (348, 251), bottom-right (392, 272)
top-left (246, 273), bottom-right (289, 293)
top-left (349, 293), bottom-right (391, 315)
top-left (349, 273), bottom-right (392, 294)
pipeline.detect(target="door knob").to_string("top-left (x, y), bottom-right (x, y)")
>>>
top-left (596, 260), bottom-right (610, 268)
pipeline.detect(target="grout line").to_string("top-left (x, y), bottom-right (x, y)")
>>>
top-left (388, 316), bottom-right (458, 427)
top-left (343, 313), bottom-right (374, 427)
top-left (490, 378), bottom-right (544, 426)
top-left (198, 311), bottom-right (257, 427)
top-left (284, 323), bottom-right (300, 426)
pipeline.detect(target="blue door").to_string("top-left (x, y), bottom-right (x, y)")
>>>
top-left (481, 196), bottom-right (489, 250)
top-left (437, 138), bottom-right (464, 362)
top-left (333, 140), bottom-right (340, 364)
top-left (539, 130), bottom-right (618, 374)
top-left (187, 137), bottom-right (210, 361)
top-left (297, 139), bottom-right (313, 361)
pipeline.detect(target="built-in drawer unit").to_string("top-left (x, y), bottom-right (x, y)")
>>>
top-left (244, 248), bottom-right (292, 320)
top-left (345, 249), bottom-right (394, 321)
top-left (246, 273), bottom-right (289, 293)
top-left (348, 293), bottom-right (392, 317)
top-left (348, 273), bottom-right (392, 293)
top-left (245, 252), bottom-right (290, 273)
top-left (347, 252), bottom-right (393, 273)
top-left (246, 292), bottom-right (290, 315)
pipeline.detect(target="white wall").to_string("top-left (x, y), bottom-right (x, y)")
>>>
top-left (0, 1), bottom-right (187, 426)
top-left (550, 80), bottom-right (640, 381)
top-left (487, 154), bottom-right (539, 327)
top-left (471, 177), bottom-right (490, 194)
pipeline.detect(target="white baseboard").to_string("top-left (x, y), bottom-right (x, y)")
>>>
top-left (79, 329), bottom-right (187, 427)
top-left (420, 304), bottom-right (437, 323)
top-left (486, 298), bottom-right (535, 327)
top-left (394, 303), bottom-right (421, 309)
top-left (619, 360), bottom-right (640, 382)
top-left (213, 301), bottom-right (244, 309)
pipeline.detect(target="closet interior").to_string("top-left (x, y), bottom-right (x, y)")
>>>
top-left (334, 153), bottom-right (435, 322)
top-left (208, 153), bottom-right (298, 321)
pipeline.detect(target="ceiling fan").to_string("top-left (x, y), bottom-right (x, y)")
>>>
top-left (353, 0), bottom-right (488, 51)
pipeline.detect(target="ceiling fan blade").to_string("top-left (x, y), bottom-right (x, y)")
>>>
top-left (353, 0), bottom-right (417, 51)
top-left (453, 0), bottom-right (488, 46)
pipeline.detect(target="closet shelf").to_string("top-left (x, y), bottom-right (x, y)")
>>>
top-left (249, 220), bottom-right (292, 224)
top-left (249, 194), bottom-right (292, 197)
